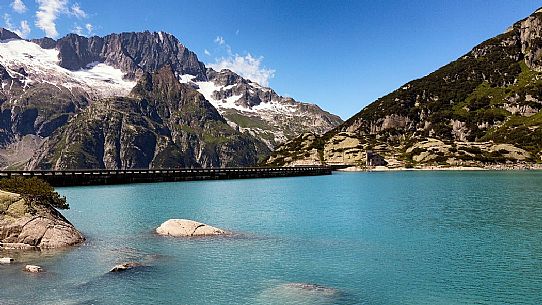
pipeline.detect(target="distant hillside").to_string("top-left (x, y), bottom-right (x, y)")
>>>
top-left (265, 8), bottom-right (542, 168)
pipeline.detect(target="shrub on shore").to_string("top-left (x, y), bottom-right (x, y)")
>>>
top-left (0, 177), bottom-right (69, 210)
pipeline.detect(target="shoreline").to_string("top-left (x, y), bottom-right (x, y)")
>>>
top-left (336, 164), bottom-right (542, 172)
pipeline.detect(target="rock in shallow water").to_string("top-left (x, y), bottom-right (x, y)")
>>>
top-left (155, 219), bottom-right (227, 237)
top-left (0, 257), bottom-right (14, 263)
top-left (24, 265), bottom-right (42, 273)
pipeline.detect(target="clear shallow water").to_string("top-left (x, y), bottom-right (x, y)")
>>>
top-left (1, 171), bottom-right (542, 305)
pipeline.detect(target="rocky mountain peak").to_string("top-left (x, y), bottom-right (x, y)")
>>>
top-left (47, 31), bottom-right (207, 81)
top-left (56, 33), bottom-right (103, 71)
top-left (0, 28), bottom-right (21, 41)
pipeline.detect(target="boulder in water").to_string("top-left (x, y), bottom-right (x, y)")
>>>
top-left (24, 265), bottom-right (42, 273)
top-left (156, 219), bottom-right (227, 237)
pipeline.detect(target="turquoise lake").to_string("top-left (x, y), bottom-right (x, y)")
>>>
top-left (1, 171), bottom-right (541, 304)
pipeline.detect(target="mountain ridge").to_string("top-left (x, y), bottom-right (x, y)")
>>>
top-left (0, 28), bottom-right (342, 169)
top-left (28, 66), bottom-right (268, 169)
top-left (264, 8), bottom-right (542, 168)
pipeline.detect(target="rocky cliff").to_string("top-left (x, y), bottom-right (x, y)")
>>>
top-left (265, 8), bottom-right (542, 168)
top-left (33, 31), bottom-right (207, 81)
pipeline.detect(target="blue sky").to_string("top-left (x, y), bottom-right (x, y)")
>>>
top-left (1, 1), bottom-right (541, 119)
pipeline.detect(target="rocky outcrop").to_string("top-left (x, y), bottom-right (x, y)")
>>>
top-left (265, 132), bottom-right (324, 166)
top-left (0, 28), bottom-right (20, 41)
top-left (366, 114), bottom-right (413, 134)
top-left (0, 190), bottom-right (84, 249)
top-left (520, 10), bottom-right (542, 71)
top-left (30, 37), bottom-right (56, 49)
top-left (156, 219), bottom-right (227, 237)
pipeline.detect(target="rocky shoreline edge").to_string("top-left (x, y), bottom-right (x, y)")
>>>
top-left (0, 188), bottom-right (85, 251)
top-left (336, 164), bottom-right (542, 172)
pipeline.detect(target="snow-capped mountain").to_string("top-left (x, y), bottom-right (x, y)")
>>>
top-left (181, 68), bottom-right (342, 148)
top-left (0, 28), bottom-right (342, 169)
top-left (0, 39), bottom-right (135, 99)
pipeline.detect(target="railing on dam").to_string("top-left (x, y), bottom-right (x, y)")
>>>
top-left (0, 166), bottom-right (332, 186)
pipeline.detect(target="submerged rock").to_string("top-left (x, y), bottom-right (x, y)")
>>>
top-left (282, 283), bottom-right (339, 296)
top-left (254, 282), bottom-right (341, 305)
top-left (156, 219), bottom-right (227, 237)
top-left (109, 262), bottom-right (143, 273)
top-left (0, 190), bottom-right (85, 249)
top-left (24, 265), bottom-right (42, 273)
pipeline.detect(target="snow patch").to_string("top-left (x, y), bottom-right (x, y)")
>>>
top-left (0, 39), bottom-right (135, 98)
top-left (179, 74), bottom-right (297, 115)
top-left (194, 80), bottom-right (248, 112)
top-left (253, 100), bottom-right (296, 113)
top-left (70, 63), bottom-right (135, 94)
top-left (179, 74), bottom-right (197, 83)
top-left (194, 80), bottom-right (221, 104)
top-left (225, 94), bottom-right (242, 103)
